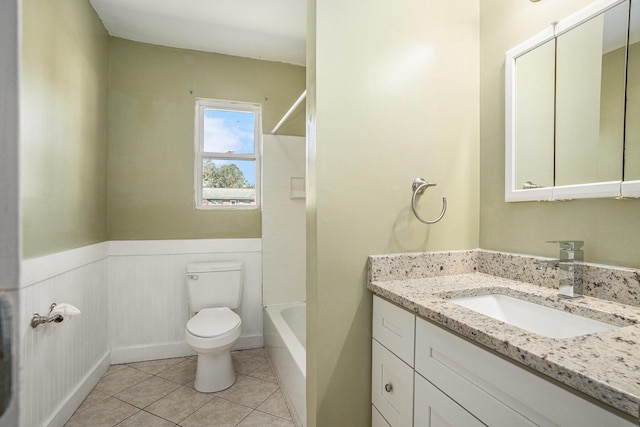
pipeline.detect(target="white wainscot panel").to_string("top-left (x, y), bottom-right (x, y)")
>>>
top-left (20, 252), bottom-right (109, 427)
top-left (108, 239), bottom-right (263, 363)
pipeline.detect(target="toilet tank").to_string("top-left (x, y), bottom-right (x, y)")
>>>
top-left (186, 262), bottom-right (243, 312)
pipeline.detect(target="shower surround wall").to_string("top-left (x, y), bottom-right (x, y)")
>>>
top-left (262, 135), bottom-right (307, 306)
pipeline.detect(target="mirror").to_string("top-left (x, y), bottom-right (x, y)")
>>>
top-left (514, 39), bottom-right (555, 190)
top-left (506, 0), bottom-right (640, 201)
top-left (625, 0), bottom-right (640, 181)
top-left (555, 2), bottom-right (628, 187)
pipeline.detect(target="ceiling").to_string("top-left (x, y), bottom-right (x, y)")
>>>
top-left (89, 0), bottom-right (307, 66)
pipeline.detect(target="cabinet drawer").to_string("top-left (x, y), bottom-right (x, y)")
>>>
top-left (372, 405), bottom-right (392, 427)
top-left (372, 339), bottom-right (414, 427)
top-left (415, 318), bottom-right (635, 427)
top-left (373, 295), bottom-right (415, 366)
top-left (414, 373), bottom-right (486, 427)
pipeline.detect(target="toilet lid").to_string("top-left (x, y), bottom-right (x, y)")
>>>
top-left (187, 307), bottom-right (241, 338)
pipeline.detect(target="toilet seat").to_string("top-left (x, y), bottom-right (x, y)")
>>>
top-left (186, 307), bottom-right (242, 350)
top-left (187, 307), bottom-right (241, 338)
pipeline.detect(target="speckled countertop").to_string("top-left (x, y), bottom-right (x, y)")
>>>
top-left (367, 250), bottom-right (640, 419)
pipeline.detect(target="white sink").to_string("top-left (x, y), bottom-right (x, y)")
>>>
top-left (450, 294), bottom-right (619, 339)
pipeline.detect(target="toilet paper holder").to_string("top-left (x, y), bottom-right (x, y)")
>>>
top-left (31, 303), bottom-right (80, 328)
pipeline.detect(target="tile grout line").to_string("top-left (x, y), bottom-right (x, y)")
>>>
top-left (233, 406), bottom-right (253, 427)
top-left (173, 386), bottom-right (217, 426)
top-left (68, 349), bottom-right (294, 426)
top-left (111, 407), bottom-right (143, 427)
top-left (139, 408), bottom-right (181, 426)
top-left (76, 360), bottom-right (190, 423)
top-left (255, 387), bottom-right (292, 419)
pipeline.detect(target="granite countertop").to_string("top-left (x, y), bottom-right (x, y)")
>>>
top-left (368, 272), bottom-right (640, 419)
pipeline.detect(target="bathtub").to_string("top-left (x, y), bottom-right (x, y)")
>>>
top-left (264, 303), bottom-right (306, 427)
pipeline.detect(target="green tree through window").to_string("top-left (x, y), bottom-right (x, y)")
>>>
top-left (203, 161), bottom-right (254, 189)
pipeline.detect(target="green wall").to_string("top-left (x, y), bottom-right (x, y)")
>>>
top-left (308, 0), bottom-right (480, 425)
top-left (306, 0), bottom-right (318, 425)
top-left (107, 38), bottom-right (306, 240)
top-left (479, 0), bottom-right (640, 269)
top-left (21, 0), bottom-right (110, 259)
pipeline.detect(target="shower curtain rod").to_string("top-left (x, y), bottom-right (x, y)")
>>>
top-left (270, 90), bottom-right (306, 135)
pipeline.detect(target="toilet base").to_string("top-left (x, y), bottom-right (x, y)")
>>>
top-left (193, 350), bottom-right (236, 393)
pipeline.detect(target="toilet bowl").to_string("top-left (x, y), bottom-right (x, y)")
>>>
top-left (184, 261), bottom-right (244, 393)
top-left (186, 307), bottom-right (242, 392)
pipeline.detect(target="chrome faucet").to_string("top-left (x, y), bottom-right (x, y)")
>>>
top-left (535, 240), bottom-right (584, 299)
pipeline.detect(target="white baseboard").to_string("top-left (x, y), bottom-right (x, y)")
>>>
top-left (46, 352), bottom-right (110, 427)
top-left (110, 335), bottom-right (265, 365)
top-left (235, 334), bottom-right (264, 350)
top-left (110, 342), bottom-right (196, 365)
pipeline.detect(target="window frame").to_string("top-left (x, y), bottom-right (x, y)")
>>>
top-left (194, 98), bottom-right (262, 210)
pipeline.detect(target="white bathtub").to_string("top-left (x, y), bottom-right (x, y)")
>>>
top-left (264, 303), bottom-right (306, 427)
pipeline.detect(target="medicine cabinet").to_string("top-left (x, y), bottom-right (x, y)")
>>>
top-left (505, 0), bottom-right (640, 201)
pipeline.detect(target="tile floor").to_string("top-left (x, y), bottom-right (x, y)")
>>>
top-left (65, 348), bottom-right (295, 427)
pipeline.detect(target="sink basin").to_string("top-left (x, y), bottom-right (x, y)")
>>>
top-left (450, 294), bottom-right (619, 339)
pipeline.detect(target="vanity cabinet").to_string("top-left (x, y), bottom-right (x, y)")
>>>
top-left (372, 296), bottom-right (415, 427)
top-left (414, 373), bottom-right (485, 427)
top-left (372, 340), bottom-right (414, 427)
top-left (372, 295), bottom-right (635, 427)
top-left (372, 405), bottom-right (392, 427)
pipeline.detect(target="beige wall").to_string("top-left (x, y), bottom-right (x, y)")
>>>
top-left (107, 38), bottom-right (305, 240)
top-left (308, 0), bottom-right (480, 425)
top-left (21, 0), bottom-right (110, 258)
top-left (480, 0), bottom-right (640, 268)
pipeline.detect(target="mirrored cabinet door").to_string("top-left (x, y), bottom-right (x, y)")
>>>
top-left (506, 0), bottom-right (639, 201)
top-left (555, 1), bottom-right (628, 187)
top-left (514, 39), bottom-right (555, 190)
top-left (624, 0), bottom-right (640, 182)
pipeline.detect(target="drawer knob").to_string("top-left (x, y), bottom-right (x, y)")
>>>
top-left (384, 383), bottom-right (393, 393)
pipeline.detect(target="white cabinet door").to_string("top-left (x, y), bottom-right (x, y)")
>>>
top-left (414, 373), bottom-right (486, 427)
top-left (373, 296), bottom-right (416, 366)
top-left (415, 318), bottom-right (635, 427)
top-left (372, 339), bottom-right (414, 427)
top-left (373, 405), bottom-right (392, 427)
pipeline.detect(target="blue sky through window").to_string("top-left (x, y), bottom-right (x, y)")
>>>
top-left (203, 109), bottom-right (256, 185)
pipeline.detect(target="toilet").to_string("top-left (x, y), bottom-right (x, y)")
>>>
top-left (185, 261), bottom-right (243, 393)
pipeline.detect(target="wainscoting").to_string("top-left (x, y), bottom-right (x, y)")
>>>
top-left (21, 243), bottom-right (110, 427)
top-left (108, 239), bottom-right (263, 363)
top-left (20, 239), bottom-right (262, 427)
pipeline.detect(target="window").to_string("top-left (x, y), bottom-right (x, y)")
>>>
top-left (194, 99), bottom-right (261, 209)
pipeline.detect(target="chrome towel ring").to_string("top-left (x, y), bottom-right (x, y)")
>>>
top-left (411, 178), bottom-right (447, 224)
